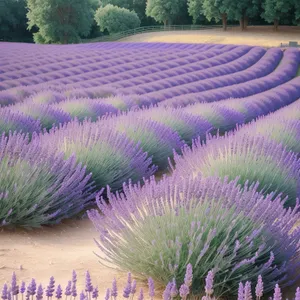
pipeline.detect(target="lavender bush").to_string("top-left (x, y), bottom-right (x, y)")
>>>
top-left (173, 134), bottom-right (300, 207)
top-left (0, 132), bottom-right (95, 227)
top-left (88, 175), bottom-right (300, 296)
top-left (34, 120), bottom-right (156, 192)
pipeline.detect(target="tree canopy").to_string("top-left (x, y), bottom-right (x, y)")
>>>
top-left (27, 0), bottom-right (94, 43)
top-left (95, 4), bottom-right (141, 33)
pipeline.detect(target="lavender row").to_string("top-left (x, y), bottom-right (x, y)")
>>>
top-left (0, 47), bottom-right (231, 91)
top-left (0, 46), bottom-right (208, 83)
top-left (138, 47), bottom-right (284, 104)
top-left (114, 47), bottom-right (264, 94)
top-left (1, 269), bottom-right (300, 300)
top-left (60, 46), bottom-right (248, 90)
top-left (161, 48), bottom-right (300, 107)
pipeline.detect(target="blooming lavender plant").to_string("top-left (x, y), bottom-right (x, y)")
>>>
top-left (0, 132), bottom-right (95, 227)
top-left (88, 174), bottom-right (300, 296)
top-left (34, 119), bottom-right (156, 192)
top-left (173, 133), bottom-right (300, 207)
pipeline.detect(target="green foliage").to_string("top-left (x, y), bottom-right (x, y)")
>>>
top-left (0, 0), bottom-right (32, 41)
top-left (95, 4), bottom-right (140, 33)
top-left (261, 0), bottom-right (292, 26)
top-left (146, 0), bottom-right (186, 25)
top-left (187, 0), bottom-right (205, 23)
top-left (27, 0), bottom-right (94, 44)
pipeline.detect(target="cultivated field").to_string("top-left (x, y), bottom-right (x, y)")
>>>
top-left (0, 41), bottom-right (300, 299)
top-left (120, 26), bottom-right (300, 47)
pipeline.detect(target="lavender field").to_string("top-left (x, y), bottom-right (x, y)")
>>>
top-left (1, 41), bottom-right (300, 299)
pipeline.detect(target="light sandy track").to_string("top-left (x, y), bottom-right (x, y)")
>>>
top-left (120, 26), bottom-right (300, 48)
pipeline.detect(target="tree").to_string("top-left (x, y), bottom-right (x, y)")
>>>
top-left (294, 0), bottom-right (300, 24)
top-left (27, 0), bottom-right (94, 44)
top-left (225, 0), bottom-right (261, 30)
top-left (0, 0), bottom-right (31, 41)
top-left (146, 0), bottom-right (185, 25)
top-left (100, 0), bottom-right (132, 9)
top-left (188, 0), bottom-right (205, 23)
top-left (202, 0), bottom-right (228, 30)
top-left (95, 4), bottom-right (141, 33)
top-left (261, 0), bottom-right (292, 30)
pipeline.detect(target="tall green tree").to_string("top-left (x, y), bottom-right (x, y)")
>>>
top-left (225, 0), bottom-right (261, 30)
top-left (0, 0), bottom-right (31, 41)
top-left (188, 0), bottom-right (204, 23)
top-left (146, 0), bottom-right (185, 25)
top-left (95, 4), bottom-right (141, 33)
top-left (27, 0), bottom-right (94, 43)
top-left (261, 0), bottom-right (292, 30)
top-left (202, 0), bottom-right (228, 30)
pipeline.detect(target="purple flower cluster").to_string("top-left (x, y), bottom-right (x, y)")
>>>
top-left (1, 269), bottom-right (299, 300)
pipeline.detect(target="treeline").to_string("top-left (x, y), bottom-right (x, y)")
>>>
top-left (0, 0), bottom-right (299, 43)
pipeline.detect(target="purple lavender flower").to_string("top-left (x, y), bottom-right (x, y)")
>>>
top-left (131, 280), bottom-right (137, 295)
top-left (179, 284), bottom-right (189, 299)
top-left (137, 289), bottom-right (144, 300)
top-left (71, 283), bottom-right (77, 298)
top-left (72, 271), bottom-right (77, 284)
top-left (64, 281), bottom-right (71, 297)
top-left (11, 273), bottom-right (19, 296)
top-left (205, 271), bottom-right (214, 296)
top-left (255, 275), bottom-right (263, 299)
top-left (148, 278), bottom-right (155, 299)
top-left (55, 285), bottom-right (62, 299)
top-left (46, 277), bottom-right (55, 298)
top-left (28, 279), bottom-right (37, 296)
top-left (295, 287), bottom-right (300, 300)
top-left (36, 284), bottom-right (43, 300)
top-left (170, 279), bottom-right (178, 298)
top-left (104, 289), bottom-right (110, 300)
top-left (244, 282), bottom-right (252, 300)
top-left (237, 283), bottom-right (244, 300)
top-left (20, 282), bottom-right (26, 295)
top-left (273, 284), bottom-right (282, 300)
top-left (184, 264), bottom-right (193, 287)
top-left (111, 279), bottom-right (117, 299)
top-left (85, 271), bottom-right (93, 293)
top-left (79, 292), bottom-right (85, 300)
top-left (91, 287), bottom-right (98, 299)
top-left (1, 284), bottom-right (8, 300)
top-left (162, 282), bottom-right (172, 300)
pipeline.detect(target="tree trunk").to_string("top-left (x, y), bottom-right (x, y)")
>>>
top-left (239, 17), bottom-right (245, 31)
top-left (274, 19), bottom-right (279, 31)
top-left (222, 14), bottom-right (227, 31)
top-left (244, 16), bottom-right (249, 29)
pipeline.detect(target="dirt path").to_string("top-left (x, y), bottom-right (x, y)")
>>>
top-left (0, 219), bottom-right (137, 297)
top-left (120, 26), bottom-right (300, 48)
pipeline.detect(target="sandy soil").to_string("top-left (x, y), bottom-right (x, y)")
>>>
top-left (120, 26), bottom-right (300, 48)
top-left (0, 218), bottom-right (147, 297)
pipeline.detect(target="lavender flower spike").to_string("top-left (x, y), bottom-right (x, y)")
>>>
top-left (148, 278), bottom-right (155, 299)
top-left (184, 264), bottom-right (193, 287)
top-left (243, 282), bottom-right (252, 300)
top-left (71, 283), bottom-right (77, 298)
top-left (138, 289), bottom-right (144, 300)
top-left (79, 292), bottom-right (85, 300)
top-left (36, 284), bottom-right (43, 300)
top-left (11, 272), bottom-right (19, 296)
top-left (1, 283), bottom-right (8, 300)
top-left (72, 271), bottom-right (77, 284)
top-left (273, 284), bottom-right (282, 300)
top-left (295, 287), bottom-right (300, 300)
top-left (170, 279), bottom-right (178, 299)
top-left (20, 282), bottom-right (26, 295)
top-left (162, 282), bottom-right (172, 300)
top-left (179, 284), bottom-right (190, 300)
top-left (45, 277), bottom-right (55, 298)
top-left (85, 271), bottom-right (93, 293)
top-left (237, 283), bottom-right (244, 300)
top-left (104, 289), bottom-right (110, 300)
top-left (205, 271), bottom-right (214, 296)
top-left (255, 275), bottom-right (263, 299)
top-left (111, 279), bottom-right (117, 299)
top-left (55, 285), bottom-right (62, 299)
top-left (91, 287), bottom-right (98, 299)
top-left (131, 280), bottom-right (137, 295)
top-left (65, 281), bottom-right (72, 297)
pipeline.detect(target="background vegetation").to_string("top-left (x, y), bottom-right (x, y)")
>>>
top-left (0, 0), bottom-right (299, 43)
